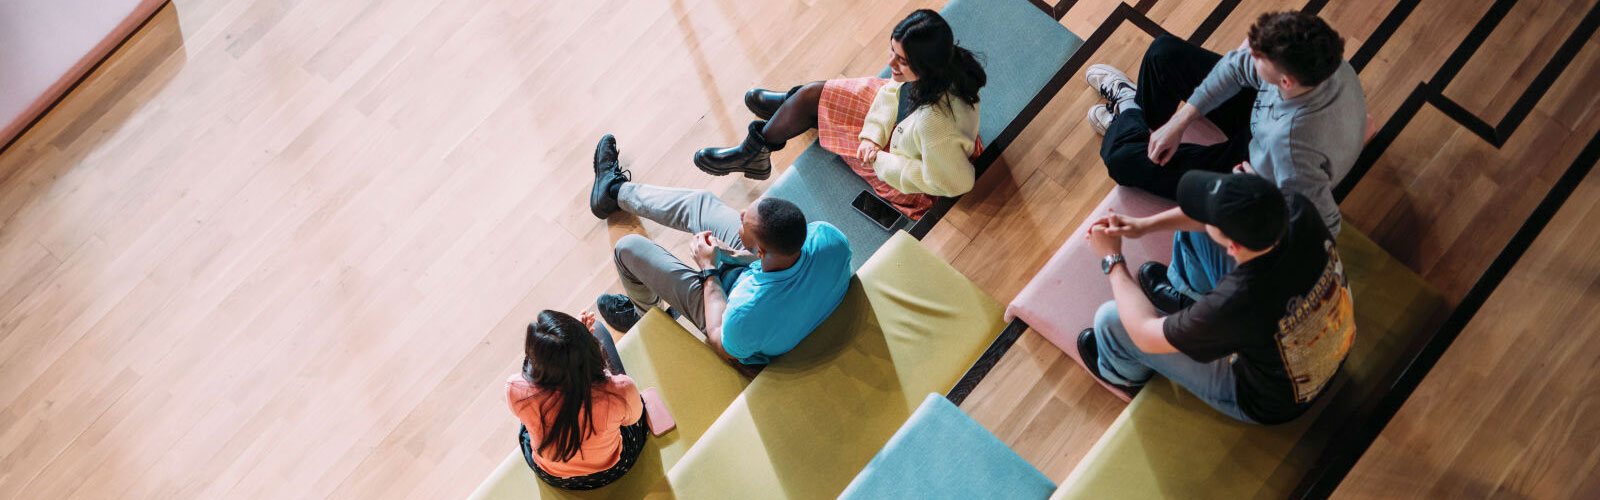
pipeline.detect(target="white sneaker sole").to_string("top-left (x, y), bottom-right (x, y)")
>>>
top-left (1087, 105), bottom-right (1113, 136)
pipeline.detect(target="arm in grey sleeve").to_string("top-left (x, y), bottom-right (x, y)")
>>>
top-left (1277, 148), bottom-right (1343, 234)
top-left (1188, 48), bottom-right (1264, 114)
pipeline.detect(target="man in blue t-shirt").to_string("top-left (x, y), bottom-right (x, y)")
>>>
top-left (586, 135), bottom-right (853, 367)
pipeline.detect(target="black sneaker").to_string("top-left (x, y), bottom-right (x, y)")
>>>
top-left (1138, 262), bottom-right (1194, 314)
top-left (594, 134), bottom-right (619, 169)
top-left (1077, 328), bottom-right (1140, 397)
top-left (596, 294), bottom-right (642, 332)
top-left (590, 135), bottom-right (631, 219)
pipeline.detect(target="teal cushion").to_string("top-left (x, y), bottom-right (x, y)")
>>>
top-left (840, 393), bottom-right (1057, 500)
top-left (888, 0), bottom-right (1086, 144)
top-left (769, 0), bottom-right (1082, 267)
top-left (765, 143), bottom-right (898, 271)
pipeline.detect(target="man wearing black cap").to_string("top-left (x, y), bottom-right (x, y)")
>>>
top-left (1078, 170), bottom-right (1355, 424)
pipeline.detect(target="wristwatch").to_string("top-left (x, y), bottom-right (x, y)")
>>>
top-left (1100, 253), bottom-right (1126, 275)
top-left (697, 267), bottom-right (721, 283)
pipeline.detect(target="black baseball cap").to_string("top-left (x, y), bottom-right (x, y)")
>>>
top-left (1175, 171), bottom-right (1288, 251)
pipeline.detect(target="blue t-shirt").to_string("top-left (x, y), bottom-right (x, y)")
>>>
top-left (719, 222), bottom-right (853, 364)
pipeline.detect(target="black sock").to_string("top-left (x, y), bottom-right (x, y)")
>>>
top-left (608, 181), bottom-right (624, 199)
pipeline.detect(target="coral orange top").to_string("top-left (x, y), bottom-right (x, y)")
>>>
top-left (505, 373), bottom-right (642, 477)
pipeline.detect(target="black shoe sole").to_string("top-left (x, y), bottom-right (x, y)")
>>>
top-left (590, 171), bottom-right (621, 219)
top-left (693, 150), bottom-right (771, 180)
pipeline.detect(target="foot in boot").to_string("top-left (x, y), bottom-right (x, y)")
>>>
top-left (693, 121), bottom-right (776, 180)
top-left (590, 134), bottom-right (631, 219)
top-left (1138, 262), bottom-right (1195, 314)
top-left (596, 294), bottom-right (643, 332)
top-left (1077, 328), bottom-right (1142, 397)
top-left (744, 88), bottom-right (787, 120)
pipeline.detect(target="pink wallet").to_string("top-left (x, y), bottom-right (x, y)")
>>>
top-left (641, 387), bottom-right (675, 436)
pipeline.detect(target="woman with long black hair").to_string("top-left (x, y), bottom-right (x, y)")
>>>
top-left (692, 9), bottom-right (987, 219)
top-left (505, 310), bottom-right (644, 490)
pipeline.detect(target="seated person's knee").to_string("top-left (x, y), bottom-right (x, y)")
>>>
top-left (613, 233), bottom-right (653, 259)
top-left (1147, 33), bottom-right (1186, 61)
top-left (1093, 300), bottom-right (1121, 330)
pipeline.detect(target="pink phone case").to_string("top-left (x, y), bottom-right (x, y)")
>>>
top-left (641, 387), bottom-right (675, 436)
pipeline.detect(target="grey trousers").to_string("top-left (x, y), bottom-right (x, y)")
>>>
top-left (612, 183), bottom-right (747, 330)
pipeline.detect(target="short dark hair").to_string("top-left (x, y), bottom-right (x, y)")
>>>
top-left (1247, 11), bottom-right (1345, 87)
top-left (753, 198), bottom-right (807, 256)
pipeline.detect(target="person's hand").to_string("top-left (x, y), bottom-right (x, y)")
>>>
top-left (706, 234), bottom-right (755, 262)
top-left (1147, 121), bottom-right (1186, 166)
top-left (1087, 221), bottom-right (1124, 258)
top-left (1232, 161), bottom-right (1255, 175)
top-left (690, 231), bottom-right (718, 269)
top-left (578, 310), bottom-right (598, 332)
top-left (1100, 212), bottom-right (1151, 239)
top-left (857, 140), bottom-right (882, 164)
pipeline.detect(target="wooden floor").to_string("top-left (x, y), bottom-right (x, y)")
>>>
top-left (1333, 139), bottom-right (1600, 499)
top-left (0, 0), bottom-right (1593, 498)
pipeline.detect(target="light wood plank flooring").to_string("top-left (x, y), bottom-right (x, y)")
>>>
top-left (0, 0), bottom-right (1595, 498)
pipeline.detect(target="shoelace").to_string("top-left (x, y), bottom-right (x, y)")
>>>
top-left (1097, 81), bottom-right (1136, 103)
top-left (1096, 82), bottom-right (1136, 114)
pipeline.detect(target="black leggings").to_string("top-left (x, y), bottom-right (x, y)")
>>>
top-left (1101, 34), bottom-right (1257, 199)
top-left (521, 419), bottom-right (648, 490)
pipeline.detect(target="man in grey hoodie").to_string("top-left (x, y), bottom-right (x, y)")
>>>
top-left (1083, 11), bottom-right (1367, 312)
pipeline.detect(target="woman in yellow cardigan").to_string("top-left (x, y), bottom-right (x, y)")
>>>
top-left (693, 9), bottom-right (985, 218)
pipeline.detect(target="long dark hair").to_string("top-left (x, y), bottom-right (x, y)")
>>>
top-left (521, 310), bottom-right (610, 462)
top-left (892, 9), bottom-right (986, 109)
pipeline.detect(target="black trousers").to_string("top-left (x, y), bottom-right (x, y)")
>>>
top-left (1101, 34), bottom-right (1257, 199)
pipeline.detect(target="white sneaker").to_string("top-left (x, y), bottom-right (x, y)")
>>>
top-left (1086, 64), bottom-right (1137, 111)
top-left (1087, 104), bottom-right (1115, 136)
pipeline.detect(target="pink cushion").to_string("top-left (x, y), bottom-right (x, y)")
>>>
top-left (1180, 117), bottom-right (1228, 146)
top-left (1004, 187), bottom-right (1177, 400)
top-left (0, 0), bottom-right (164, 146)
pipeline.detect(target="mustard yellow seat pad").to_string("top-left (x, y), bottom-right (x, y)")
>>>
top-left (658, 231), bottom-right (1009, 499)
top-left (468, 308), bottom-right (750, 499)
top-left (1051, 224), bottom-right (1447, 500)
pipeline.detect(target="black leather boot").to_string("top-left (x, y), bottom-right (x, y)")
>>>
top-left (744, 88), bottom-right (788, 120)
top-left (1078, 328), bottom-right (1141, 397)
top-left (693, 121), bottom-right (782, 180)
top-left (1139, 262), bottom-right (1195, 314)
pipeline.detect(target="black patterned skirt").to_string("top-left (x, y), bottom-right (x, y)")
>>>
top-left (519, 420), bottom-right (648, 490)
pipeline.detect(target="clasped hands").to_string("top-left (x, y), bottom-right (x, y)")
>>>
top-left (690, 231), bottom-right (754, 270)
top-left (1085, 211), bottom-right (1155, 259)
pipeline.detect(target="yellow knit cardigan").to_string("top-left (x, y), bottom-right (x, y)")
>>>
top-left (856, 81), bottom-right (980, 197)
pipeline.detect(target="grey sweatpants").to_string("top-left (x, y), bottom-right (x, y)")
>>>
top-left (612, 183), bottom-right (747, 329)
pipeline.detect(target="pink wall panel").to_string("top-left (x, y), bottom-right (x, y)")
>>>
top-left (0, 0), bottom-right (166, 147)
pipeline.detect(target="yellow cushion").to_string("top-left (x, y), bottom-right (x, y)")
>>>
top-left (659, 231), bottom-right (1008, 499)
top-left (468, 309), bottom-right (748, 499)
top-left (1052, 224), bottom-right (1448, 500)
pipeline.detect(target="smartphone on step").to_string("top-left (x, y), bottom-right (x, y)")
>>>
top-left (852, 190), bottom-right (904, 230)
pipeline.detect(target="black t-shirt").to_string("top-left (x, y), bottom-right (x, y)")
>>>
top-left (1162, 194), bottom-right (1356, 424)
top-left (895, 82), bottom-right (918, 126)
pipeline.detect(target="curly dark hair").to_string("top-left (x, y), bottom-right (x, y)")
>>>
top-left (1247, 11), bottom-right (1345, 87)
top-left (753, 197), bottom-right (808, 256)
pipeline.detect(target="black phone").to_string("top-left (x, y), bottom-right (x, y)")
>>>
top-left (851, 190), bottom-right (904, 230)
